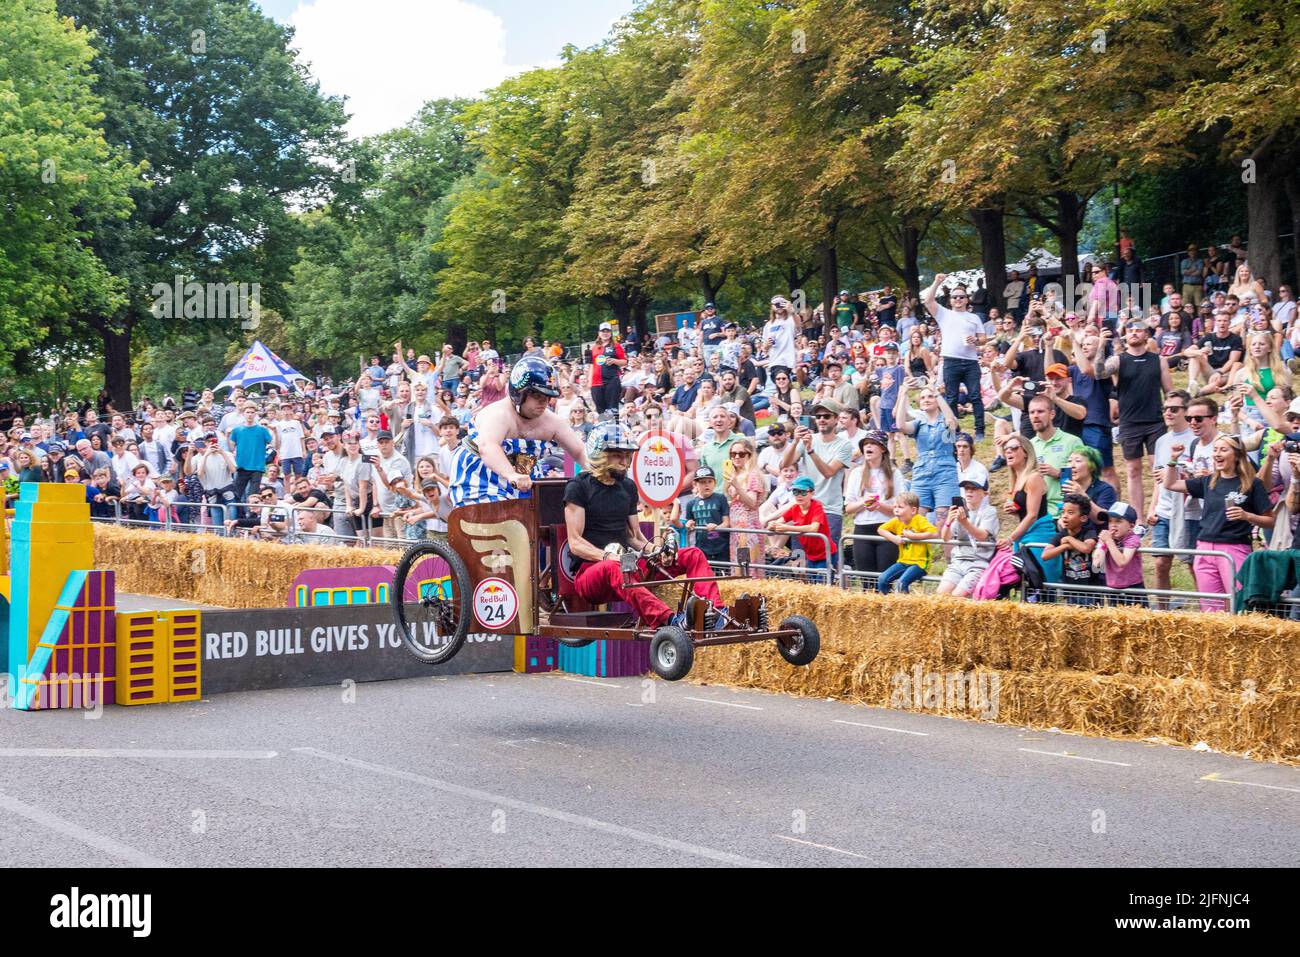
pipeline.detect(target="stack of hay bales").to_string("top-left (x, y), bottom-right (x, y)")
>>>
top-left (93, 524), bottom-right (398, 608)
top-left (708, 580), bottom-right (1300, 763)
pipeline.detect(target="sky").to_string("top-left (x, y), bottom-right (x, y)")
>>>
top-left (256, 0), bottom-right (636, 138)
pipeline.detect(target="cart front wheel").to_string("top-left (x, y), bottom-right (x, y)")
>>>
top-left (392, 539), bottom-right (472, 665)
top-left (649, 626), bottom-right (694, 681)
top-left (776, 614), bottom-right (820, 666)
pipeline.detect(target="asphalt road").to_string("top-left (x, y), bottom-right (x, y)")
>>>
top-left (1, 671), bottom-right (1298, 867)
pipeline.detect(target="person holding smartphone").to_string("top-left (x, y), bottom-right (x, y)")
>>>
top-left (843, 431), bottom-right (904, 578)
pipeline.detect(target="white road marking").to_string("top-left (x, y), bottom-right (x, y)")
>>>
top-left (0, 748), bottom-right (277, 759)
top-left (1201, 772), bottom-right (1300, 794)
top-left (1018, 748), bottom-right (1131, 767)
top-left (556, 677), bottom-right (624, 689)
top-left (0, 790), bottom-right (172, 868)
top-left (683, 696), bottom-right (762, 711)
top-left (774, 834), bottom-right (876, 862)
top-left (834, 719), bottom-right (927, 736)
top-left (295, 747), bottom-right (773, 868)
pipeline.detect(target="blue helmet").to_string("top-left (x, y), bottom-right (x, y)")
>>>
top-left (507, 355), bottom-right (559, 407)
top-left (586, 421), bottom-right (639, 459)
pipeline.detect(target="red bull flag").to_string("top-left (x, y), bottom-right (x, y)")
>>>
top-left (216, 340), bottom-right (309, 392)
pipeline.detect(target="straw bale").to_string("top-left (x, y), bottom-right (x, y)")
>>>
top-left (93, 524), bottom-right (399, 609)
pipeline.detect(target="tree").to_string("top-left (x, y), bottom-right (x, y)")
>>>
top-left (430, 67), bottom-right (589, 341)
top-left (286, 99), bottom-right (478, 356)
top-left (1132, 1), bottom-right (1300, 288)
top-left (682, 0), bottom-right (913, 318)
top-left (0, 0), bottom-right (137, 373)
top-left (889, 0), bottom-right (1202, 280)
top-left (58, 0), bottom-right (347, 405)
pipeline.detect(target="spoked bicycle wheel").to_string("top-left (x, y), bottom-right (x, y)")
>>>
top-left (391, 539), bottom-right (472, 665)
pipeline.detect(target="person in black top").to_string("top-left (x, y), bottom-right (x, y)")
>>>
top-left (1080, 319), bottom-right (1172, 520)
top-left (699, 304), bottom-right (724, 361)
top-left (1186, 310), bottom-right (1244, 395)
top-left (873, 286), bottom-right (897, 328)
top-left (564, 423), bottom-right (721, 629)
top-left (1161, 432), bottom-right (1272, 612)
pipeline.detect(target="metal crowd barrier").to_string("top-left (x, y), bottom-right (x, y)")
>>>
top-left (837, 533), bottom-right (956, 594)
top-left (1017, 542), bottom-right (1236, 612)
top-left (74, 493), bottom-right (1271, 613)
top-left (686, 525), bottom-right (835, 585)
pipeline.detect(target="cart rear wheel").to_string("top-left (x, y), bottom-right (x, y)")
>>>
top-left (776, 614), bottom-right (820, 666)
top-left (649, 626), bottom-right (694, 681)
top-left (554, 634), bottom-right (594, 648)
top-left (392, 539), bottom-right (472, 665)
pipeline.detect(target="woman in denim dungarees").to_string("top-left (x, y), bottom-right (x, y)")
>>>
top-left (893, 378), bottom-right (961, 525)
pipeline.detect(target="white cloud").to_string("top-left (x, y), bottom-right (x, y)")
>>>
top-left (288, 0), bottom-right (523, 138)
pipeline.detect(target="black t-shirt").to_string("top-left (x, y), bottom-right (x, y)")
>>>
top-left (739, 358), bottom-right (763, 391)
top-left (86, 423), bottom-right (113, 449)
top-left (1116, 351), bottom-right (1164, 428)
top-left (1183, 475), bottom-right (1270, 545)
top-left (1010, 346), bottom-right (1068, 383)
top-left (875, 295), bottom-right (898, 326)
top-left (1052, 526), bottom-right (1101, 585)
top-left (563, 472), bottom-right (638, 572)
top-left (1199, 332), bottom-right (1243, 370)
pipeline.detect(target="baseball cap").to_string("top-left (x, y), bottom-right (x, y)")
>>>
top-left (958, 478), bottom-right (988, 490)
top-left (377, 430), bottom-right (394, 440)
top-left (884, 342), bottom-right (900, 351)
top-left (704, 302), bottom-right (716, 309)
top-left (599, 321), bottom-right (613, 331)
top-left (811, 398), bottom-right (844, 416)
top-left (417, 354), bottom-right (432, 364)
top-left (63, 468), bottom-right (81, 480)
top-left (694, 466), bottom-right (715, 481)
top-left (791, 476), bottom-right (815, 492)
top-left (1287, 398), bottom-right (1300, 417)
top-left (1103, 502), bottom-right (1138, 524)
top-left (1045, 363), bottom-right (1070, 378)
top-left (46, 442), bottom-right (64, 454)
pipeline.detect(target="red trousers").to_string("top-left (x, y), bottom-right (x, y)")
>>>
top-left (573, 546), bottom-right (722, 628)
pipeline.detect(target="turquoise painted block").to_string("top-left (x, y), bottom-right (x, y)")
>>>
top-left (16, 571), bottom-right (87, 711)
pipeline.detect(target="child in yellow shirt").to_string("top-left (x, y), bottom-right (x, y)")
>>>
top-left (877, 492), bottom-right (938, 593)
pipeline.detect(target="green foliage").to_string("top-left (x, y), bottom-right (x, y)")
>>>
top-left (0, 0), bottom-right (137, 358)
top-left (56, 0), bottom-right (349, 401)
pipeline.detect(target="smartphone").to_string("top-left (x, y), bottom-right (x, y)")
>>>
top-left (362, 454), bottom-right (377, 464)
top-left (799, 415), bottom-right (811, 428)
top-left (1059, 467), bottom-right (1072, 486)
top-left (951, 495), bottom-right (964, 508)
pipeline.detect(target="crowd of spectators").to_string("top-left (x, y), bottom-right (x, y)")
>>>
top-left (4, 237), bottom-right (1298, 612)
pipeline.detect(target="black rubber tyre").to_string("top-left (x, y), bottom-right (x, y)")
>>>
top-left (649, 626), bottom-right (694, 681)
top-left (392, 539), bottom-right (472, 665)
top-left (554, 633), bottom-right (594, 648)
top-left (776, 614), bottom-right (820, 666)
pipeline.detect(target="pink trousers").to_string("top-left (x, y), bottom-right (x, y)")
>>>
top-left (1191, 540), bottom-right (1252, 611)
